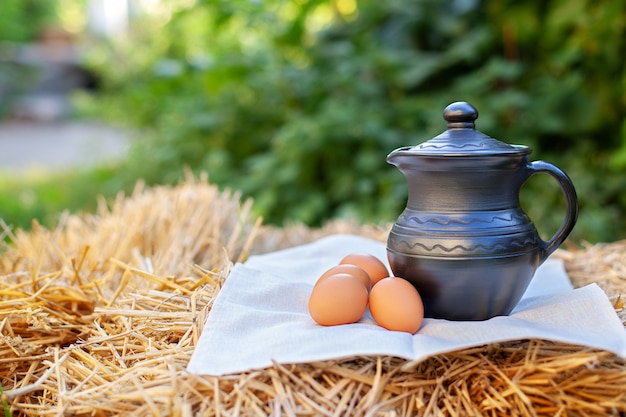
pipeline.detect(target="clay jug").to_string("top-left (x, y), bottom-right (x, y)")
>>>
top-left (386, 101), bottom-right (578, 320)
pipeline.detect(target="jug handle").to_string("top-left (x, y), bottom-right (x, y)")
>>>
top-left (525, 160), bottom-right (578, 264)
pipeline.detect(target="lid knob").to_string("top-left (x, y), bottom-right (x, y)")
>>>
top-left (443, 101), bottom-right (478, 129)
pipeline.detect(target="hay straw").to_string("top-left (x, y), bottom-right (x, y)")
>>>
top-left (555, 242), bottom-right (626, 324)
top-left (1, 173), bottom-right (625, 416)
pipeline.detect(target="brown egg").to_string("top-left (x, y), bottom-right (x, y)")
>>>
top-left (339, 253), bottom-right (389, 285)
top-left (316, 264), bottom-right (372, 292)
top-left (369, 277), bottom-right (424, 334)
top-left (308, 273), bottom-right (369, 326)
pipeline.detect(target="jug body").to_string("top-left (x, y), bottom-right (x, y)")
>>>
top-left (386, 102), bottom-right (578, 321)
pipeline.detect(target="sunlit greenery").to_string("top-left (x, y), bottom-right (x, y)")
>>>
top-left (1, 0), bottom-right (625, 243)
top-left (90, 0), bottom-right (626, 242)
top-left (0, 165), bottom-right (126, 232)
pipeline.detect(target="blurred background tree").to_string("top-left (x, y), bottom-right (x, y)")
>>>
top-left (0, 0), bottom-right (58, 42)
top-left (1, 0), bottom-right (625, 243)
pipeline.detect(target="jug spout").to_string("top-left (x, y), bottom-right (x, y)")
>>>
top-left (386, 147), bottom-right (415, 169)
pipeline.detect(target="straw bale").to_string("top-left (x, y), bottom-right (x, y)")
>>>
top-left (1, 174), bottom-right (625, 416)
top-left (556, 242), bottom-right (626, 324)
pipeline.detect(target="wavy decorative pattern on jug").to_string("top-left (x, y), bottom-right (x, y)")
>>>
top-left (417, 141), bottom-right (489, 150)
top-left (399, 212), bottom-right (528, 226)
top-left (389, 235), bottom-right (539, 256)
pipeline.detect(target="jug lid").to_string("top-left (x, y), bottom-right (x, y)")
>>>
top-left (406, 102), bottom-right (529, 156)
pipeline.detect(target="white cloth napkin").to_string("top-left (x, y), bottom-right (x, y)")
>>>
top-left (187, 234), bottom-right (626, 376)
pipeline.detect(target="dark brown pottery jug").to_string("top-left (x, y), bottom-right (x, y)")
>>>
top-left (386, 101), bottom-right (578, 321)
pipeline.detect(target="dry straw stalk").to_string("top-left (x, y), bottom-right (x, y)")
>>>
top-left (1, 174), bottom-right (624, 416)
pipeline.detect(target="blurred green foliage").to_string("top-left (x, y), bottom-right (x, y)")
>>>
top-left (0, 0), bottom-right (57, 42)
top-left (0, 165), bottom-right (126, 233)
top-left (0, 0), bottom-right (59, 117)
top-left (89, 0), bottom-right (625, 243)
top-left (1, 0), bottom-right (625, 244)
